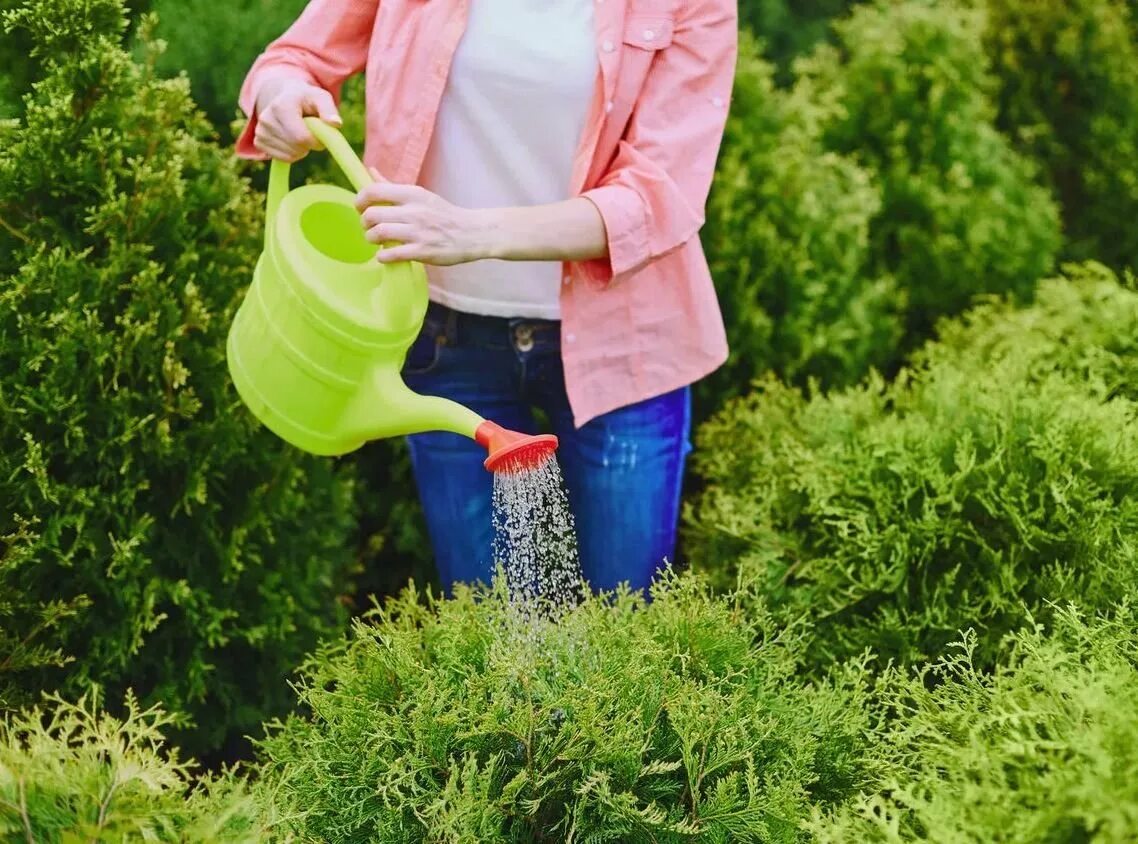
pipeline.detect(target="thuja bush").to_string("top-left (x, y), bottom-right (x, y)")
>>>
top-left (914, 262), bottom-right (1138, 402)
top-left (0, 0), bottom-right (358, 757)
top-left (686, 351), bottom-right (1138, 671)
top-left (0, 692), bottom-right (273, 842)
top-left (808, 604), bottom-right (1138, 842)
top-left (797, 0), bottom-right (1060, 339)
top-left (982, 0), bottom-right (1138, 271)
top-left (697, 31), bottom-right (901, 412)
top-left (146, 0), bottom-right (309, 128)
top-left (739, 0), bottom-right (859, 81)
top-left (256, 574), bottom-right (882, 842)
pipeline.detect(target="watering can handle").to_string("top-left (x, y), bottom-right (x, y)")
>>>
top-left (265, 117), bottom-right (375, 247)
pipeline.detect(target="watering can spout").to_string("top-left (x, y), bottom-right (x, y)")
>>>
top-left (343, 369), bottom-right (558, 473)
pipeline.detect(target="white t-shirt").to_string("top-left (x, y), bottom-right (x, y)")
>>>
top-left (418, 0), bottom-right (599, 320)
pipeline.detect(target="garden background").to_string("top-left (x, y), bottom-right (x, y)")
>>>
top-left (2, 0), bottom-right (1138, 840)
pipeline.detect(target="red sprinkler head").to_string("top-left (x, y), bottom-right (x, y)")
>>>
top-left (475, 421), bottom-right (558, 473)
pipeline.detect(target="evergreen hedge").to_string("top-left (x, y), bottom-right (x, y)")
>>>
top-left (701, 0), bottom-right (1061, 418)
top-left (146, 0), bottom-right (308, 129)
top-left (256, 575), bottom-right (881, 842)
top-left (808, 604), bottom-right (1138, 842)
top-left (0, 0), bottom-right (359, 759)
top-left (983, 0), bottom-right (1138, 272)
top-left (685, 265), bottom-right (1138, 671)
top-left (698, 32), bottom-right (899, 411)
top-left (0, 692), bottom-right (271, 842)
top-left (797, 0), bottom-right (1060, 340)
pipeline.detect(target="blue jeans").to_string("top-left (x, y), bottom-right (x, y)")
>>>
top-left (402, 301), bottom-right (692, 597)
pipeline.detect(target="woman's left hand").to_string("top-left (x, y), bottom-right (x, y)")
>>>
top-left (354, 172), bottom-right (490, 266)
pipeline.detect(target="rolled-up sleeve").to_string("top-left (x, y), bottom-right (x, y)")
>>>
top-left (579, 0), bottom-right (737, 286)
top-left (235, 0), bottom-right (378, 159)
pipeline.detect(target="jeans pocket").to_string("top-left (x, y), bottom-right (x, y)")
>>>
top-left (402, 314), bottom-right (447, 376)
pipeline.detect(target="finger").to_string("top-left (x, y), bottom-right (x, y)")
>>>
top-left (354, 181), bottom-right (421, 211)
top-left (368, 166), bottom-right (385, 182)
top-left (364, 223), bottom-right (417, 244)
top-left (253, 132), bottom-right (306, 162)
top-left (261, 143), bottom-right (306, 163)
top-left (304, 87), bottom-right (342, 127)
top-left (360, 205), bottom-right (404, 227)
top-left (376, 243), bottom-right (423, 263)
top-left (276, 107), bottom-right (323, 152)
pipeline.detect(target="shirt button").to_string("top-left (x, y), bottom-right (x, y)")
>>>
top-left (605, 100), bottom-right (614, 113)
top-left (643, 29), bottom-right (655, 40)
top-left (566, 333), bottom-right (577, 344)
top-left (562, 274), bottom-right (572, 286)
top-left (712, 96), bottom-right (725, 107)
top-left (602, 40), bottom-right (614, 53)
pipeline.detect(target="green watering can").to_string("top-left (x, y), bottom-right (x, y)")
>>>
top-left (226, 117), bottom-right (557, 472)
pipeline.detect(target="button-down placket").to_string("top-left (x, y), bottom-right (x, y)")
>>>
top-left (395, 0), bottom-right (472, 184)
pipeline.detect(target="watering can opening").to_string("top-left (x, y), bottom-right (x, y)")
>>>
top-left (300, 201), bottom-right (378, 265)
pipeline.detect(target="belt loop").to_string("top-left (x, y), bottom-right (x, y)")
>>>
top-left (445, 304), bottom-right (458, 345)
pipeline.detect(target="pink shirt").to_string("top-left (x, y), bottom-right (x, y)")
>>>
top-left (236, 0), bottom-right (735, 428)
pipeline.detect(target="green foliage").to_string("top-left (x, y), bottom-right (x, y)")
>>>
top-left (797, 0), bottom-right (1061, 339)
top-left (808, 604), bottom-right (1138, 842)
top-left (686, 265), bottom-right (1138, 671)
top-left (257, 574), bottom-right (880, 842)
top-left (914, 261), bottom-right (1138, 401)
top-left (739, 0), bottom-right (859, 81)
top-left (982, 0), bottom-right (1138, 272)
top-left (698, 32), bottom-right (901, 411)
top-left (146, 0), bottom-right (308, 129)
top-left (0, 0), bottom-right (359, 758)
top-left (0, 691), bottom-right (273, 842)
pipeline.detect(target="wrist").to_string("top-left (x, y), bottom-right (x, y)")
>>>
top-left (470, 206), bottom-right (510, 261)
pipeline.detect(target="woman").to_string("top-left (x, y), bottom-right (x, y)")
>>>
top-left (237, 0), bottom-right (736, 597)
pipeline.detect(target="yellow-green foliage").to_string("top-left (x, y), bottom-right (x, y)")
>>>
top-left (808, 605), bottom-right (1138, 842)
top-left (699, 31), bottom-right (899, 410)
top-left (0, 0), bottom-right (359, 758)
top-left (687, 264), bottom-right (1138, 671)
top-left (257, 574), bottom-right (881, 843)
top-left (0, 692), bottom-right (272, 842)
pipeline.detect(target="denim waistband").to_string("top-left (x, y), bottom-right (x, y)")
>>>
top-left (424, 300), bottom-right (561, 352)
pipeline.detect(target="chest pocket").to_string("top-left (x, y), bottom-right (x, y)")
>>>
top-left (614, 15), bottom-right (675, 107)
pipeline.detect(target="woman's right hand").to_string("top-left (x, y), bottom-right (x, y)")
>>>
top-left (251, 77), bottom-right (343, 162)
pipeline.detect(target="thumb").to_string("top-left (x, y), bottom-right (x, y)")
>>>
top-left (305, 87), bottom-right (342, 127)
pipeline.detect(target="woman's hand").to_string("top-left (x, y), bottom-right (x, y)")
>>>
top-left (252, 77), bottom-right (342, 162)
top-left (355, 174), bottom-right (491, 266)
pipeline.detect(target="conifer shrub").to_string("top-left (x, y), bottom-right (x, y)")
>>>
top-left (698, 32), bottom-right (901, 412)
top-left (740, 0), bottom-right (859, 81)
top-left (796, 0), bottom-right (1061, 340)
top-left (914, 262), bottom-right (1138, 401)
top-left (686, 340), bottom-right (1138, 671)
top-left (0, 0), bottom-right (358, 758)
top-left (256, 574), bottom-right (882, 842)
top-left (982, 0), bottom-right (1138, 272)
top-left (0, 692), bottom-right (273, 842)
top-left (146, 0), bottom-right (308, 128)
top-left (807, 604), bottom-right (1138, 842)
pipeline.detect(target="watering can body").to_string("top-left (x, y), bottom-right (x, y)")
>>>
top-left (227, 118), bottom-right (484, 457)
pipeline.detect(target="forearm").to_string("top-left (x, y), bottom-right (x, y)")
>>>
top-left (477, 197), bottom-right (608, 262)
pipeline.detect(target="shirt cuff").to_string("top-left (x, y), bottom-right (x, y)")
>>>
top-left (579, 184), bottom-right (651, 287)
